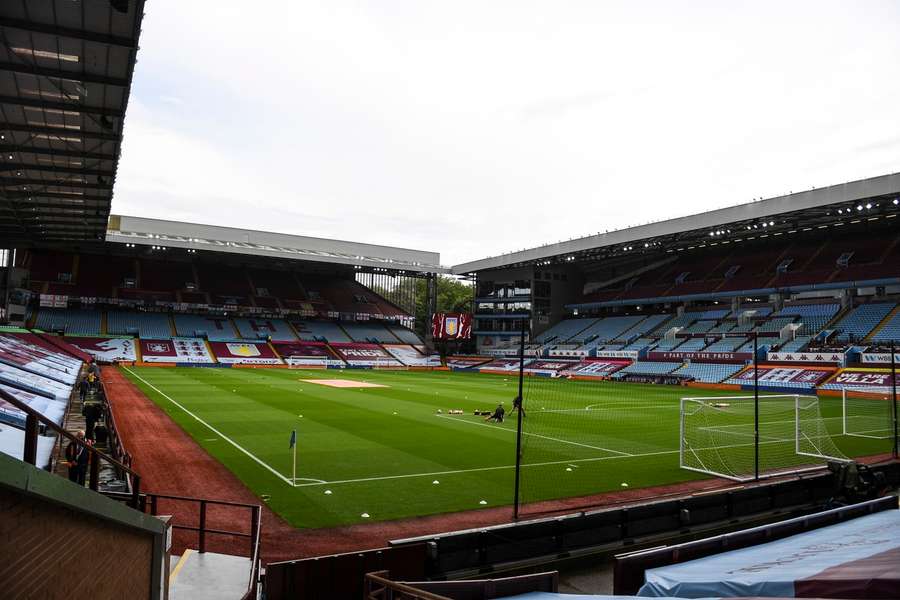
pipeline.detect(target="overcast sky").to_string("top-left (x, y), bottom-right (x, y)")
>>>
top-left (114, 0), bottom-right (900, 267)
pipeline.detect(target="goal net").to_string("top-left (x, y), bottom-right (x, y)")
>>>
top-left (285, 356), bottom-right (344, 369)
top-left (841, 387), bottom-right (896, 440)
top-left (680, 394), bottom-right (848, 482)
top-left (370, 357), bottom-right (407, 370)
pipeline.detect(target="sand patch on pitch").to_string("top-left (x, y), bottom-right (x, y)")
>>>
top-left (305, 379), bottom-right (388, 389)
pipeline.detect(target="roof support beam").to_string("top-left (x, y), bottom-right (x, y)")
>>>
top-left (3, 191), bottom-right (109, 203)
top-left (0, 176), bottom-right (112, 189)
top-left (0, 95), bottom-right (123, 118)
top-left (0, 144), bottom-right (117, 161)
top-left (0, 17), bottom-right (137, 49)
top-left (0, 123), bottom-right (120, 142)
top-left (0, 61), bottom-right (129, 87)
top-left (0, 163), bottom-right (114, 177)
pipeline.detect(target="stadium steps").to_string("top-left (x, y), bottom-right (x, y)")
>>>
top-left (71, 253), bottom-right (81, 289)
top-left (759, 244), bottom-right (795, 289)
top-left (101, 310), bottom-right (109, 335)
top-left (168, 549), bottom-right (252, 600)
top-left (820, 304), bottom-right (850, 333)
top-left (336, 321), bottom-right (355, 343)
top-left (266, 339), bottom-right (281, 362)
top-left (169, 314), bottom-right (177, 337)
top-left (876, 232), bottom-right (900, 263)
top-left (323, 342), bottom-right (348, 365)
top-left (203, 339), bottom-right (219, 364)
top-left (790, 238), bottom-right (830, 278)
top-left (565, 319), bottom-right (602, 344)
top-left (864, 304), bottom-right (900, 342)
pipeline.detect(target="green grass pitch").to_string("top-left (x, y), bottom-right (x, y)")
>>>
top-left (120, 366), bottom-right (890, 529)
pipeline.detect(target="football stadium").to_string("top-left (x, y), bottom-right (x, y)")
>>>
top-left (1, 2), bottom-right (899, 600)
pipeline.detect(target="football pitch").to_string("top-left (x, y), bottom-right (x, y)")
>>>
top-left (119, 366), bottom-right (890, 529)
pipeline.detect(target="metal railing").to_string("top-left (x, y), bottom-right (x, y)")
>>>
top-left (99, 379), bottom-right (133, 469)
top-left (106, 490), bottom-right (262, 599)
top-left (0, 387), bottom-right (141, 508)
top-left (364, 571), bottom-right (451, 600)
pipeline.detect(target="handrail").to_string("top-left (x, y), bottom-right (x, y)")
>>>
top-left (105, 490), bottom-right (262, 599)
top-left (364, 571), bottom-right (452, 600)
top-left (0, 386), bottom-right (141, 508)
top-left (99, 379), bottom-right (133, 469)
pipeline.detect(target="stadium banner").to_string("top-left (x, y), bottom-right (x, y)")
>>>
top-left (594, 350), bottom-right (639, 359)
top-left (562, 359), bottom-right (631, 378)
top-left (479, 358), bottom-right (532, 372)
top-left (445, 356), bottom-right (492, 369)
top-left (0, 383), bottom-right (67, 428)
top-left (825, 369), bottom-right (900, 389)
top-left (383, 344), bottom-right (442, 367)
top-left (39, 294), bottom-right (68, 308)
top-left (0, 337), bottom-right (77, 384)
top-left (208, 341), bottom-right (282, 365)
top-left (273, 341), bottom-right (334, 359)
top-left (431, 312), bottom-right (473, 340)
top-left (767, 351), bottom-right (845, 364)
top-left (0, 362), bottom-right (70, 401)
top-left (647, 351), bottom-right (751, 364)
top-left (140, 338), bottom-right (215, 364)
top-left (67, 337), bottom-right (137, 362)
top-left (330, 342), bottom-right (401, 366)
top-left (549, 347), bottom-right (590, 357)
top-left (861, 352), bottom-right (900, 365)
top-left (523, 359), bottom-right (580, 375)
top-left (4, 334), bottom-right (81, 371)
top-left (729, 366), bottom-right (834, 386)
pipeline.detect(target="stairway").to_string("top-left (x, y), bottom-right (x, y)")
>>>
top-left (864, 304), bottom-right (900, 342)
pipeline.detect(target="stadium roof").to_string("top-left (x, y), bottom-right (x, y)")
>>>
top-left (452, 172), bottom-right (900, 275)
top-left (106, 214), bottom-right (447, 274)
top-left (0, 0), bottom-right (144, 245)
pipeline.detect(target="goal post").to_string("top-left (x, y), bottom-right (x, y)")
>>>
top-left (680, 394), bottom-right (848, 482)
top-left (285, 356), bottom-right (344, 369)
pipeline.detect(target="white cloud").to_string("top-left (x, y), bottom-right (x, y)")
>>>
top-left (115, 0), bottom-right (900, 266)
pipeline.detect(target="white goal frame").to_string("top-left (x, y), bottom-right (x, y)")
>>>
top-left (369, 357), bottom-right (408, 370)
top-left (841, 387), bottom-right (895, 440)
top-left (286, 356), bottom-right (344, 369)
top-left (680, 394), bottom-right (847, 482)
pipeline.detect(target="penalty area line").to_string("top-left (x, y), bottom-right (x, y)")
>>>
top-left (292, 448), bottom-right (679, 488)
top-left (435, 413), bottom-right (633, 456)
top-left (122, 366), bottom-right (298, 488)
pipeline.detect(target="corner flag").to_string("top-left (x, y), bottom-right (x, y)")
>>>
top-left (290, 429), bottom-right (297, 487)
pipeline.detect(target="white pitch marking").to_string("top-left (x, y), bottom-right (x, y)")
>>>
top-left (123, 366), bottom-right (298, 487)
top-left (436, 413), bottom-right (632, 456)
top-left (291, 434), bottom-right (826, 488)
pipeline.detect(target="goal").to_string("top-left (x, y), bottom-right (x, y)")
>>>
top-left (680, 394), bottom-right (848, 482)
top-left (286, 356), bottom-right (344, 369)
top-left (369, 357), bottom-right (407, 370)
top-left (841, 387), bottom-right (896, 440)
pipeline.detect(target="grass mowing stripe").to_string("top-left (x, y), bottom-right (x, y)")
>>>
top-left (436, 414), bottom-right (633, 456)
top-left (119, 367), bottom-right (892, 528)
top-left (123, 366), bottom-right (296, 487)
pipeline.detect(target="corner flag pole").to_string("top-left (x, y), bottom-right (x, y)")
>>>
top-left (290, 429), bottom-right (297, 487)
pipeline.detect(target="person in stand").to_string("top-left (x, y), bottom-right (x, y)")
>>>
top-left (485, 402), bottom-right (505, 423)
top-left (83, 402), bottom-right (103, 441)
top-left (78, 377), bottom-right (89, 402)
top-left (65, 430), bottom-right (90, 486)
